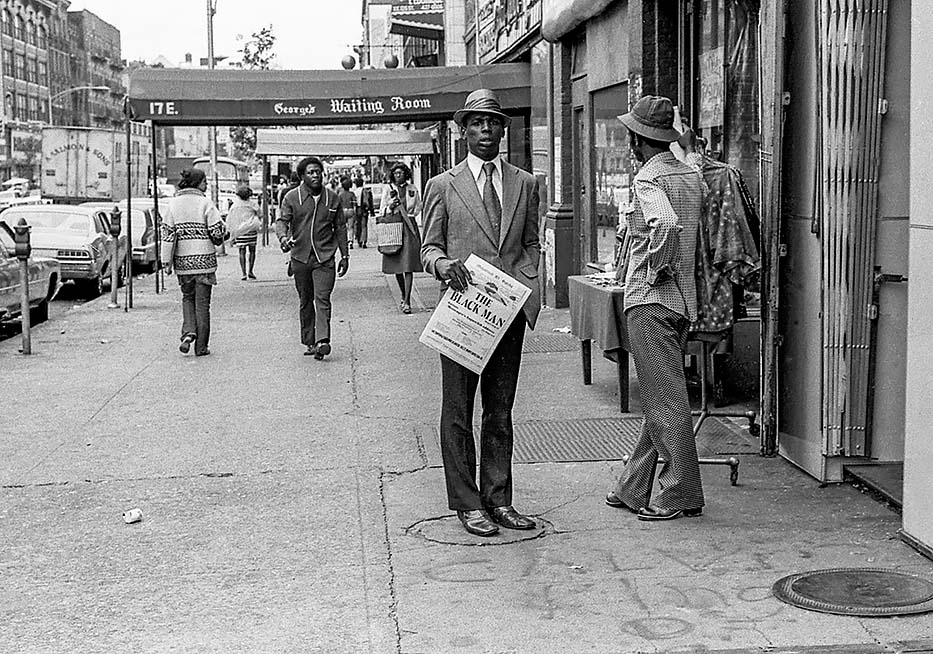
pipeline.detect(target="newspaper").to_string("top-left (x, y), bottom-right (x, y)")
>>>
top-left (419, 254), bottom-right (531, 375)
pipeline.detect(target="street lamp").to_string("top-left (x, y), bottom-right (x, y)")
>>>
top-left (48, 85), bottom-right (110, 126)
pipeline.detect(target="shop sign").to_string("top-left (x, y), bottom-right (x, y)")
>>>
top-left (136, 94), bottom-right (441, 122)
top-left (391, 0), bottom-right (443, 11)
top-left (478, 0), bottom-right (542, 65)
top-left (698, 46), bottom-right (724, 129)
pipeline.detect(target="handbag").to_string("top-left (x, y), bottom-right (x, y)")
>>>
top-left (376, 211), bottom-right (403, 255)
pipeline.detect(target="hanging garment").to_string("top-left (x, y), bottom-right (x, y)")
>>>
top-left (692, 158), bottom-right (761, 334)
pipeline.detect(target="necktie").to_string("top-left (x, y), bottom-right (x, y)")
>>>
top-left (482, 161), bottom-right (501, 234)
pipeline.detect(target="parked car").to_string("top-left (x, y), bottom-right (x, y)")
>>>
top-left (0, 204), bottom-right (128, 298)
top-left (0, 221), bottom-right (60, 323)
top-left (80, 201), bottom-right (157, 273)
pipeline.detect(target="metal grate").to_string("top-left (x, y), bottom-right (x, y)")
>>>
top-left (512, 418), bottom-right (640, 463)
top-left (522, 333), bottom-right (579, 354)
top-left (509, 417), bottom-right (756, 463)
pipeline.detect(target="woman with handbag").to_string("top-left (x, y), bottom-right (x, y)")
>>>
top-left (227, 185), bottom-right (261, 280)
top-left (160, 168), bottom-right (227, 357)
top-left (379, 162), bottom-right (423, 314)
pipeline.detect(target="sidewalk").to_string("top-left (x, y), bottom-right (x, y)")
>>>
top-left (1, 243), bottom-right (931, 653)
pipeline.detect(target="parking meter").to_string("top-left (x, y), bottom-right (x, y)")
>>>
top-left (12, 217), bottom-right (30, 260)
top-left (107, 206), bottom-right (122, 308)
top-left (12, 218), bottom-right (31, 353)
top-left (109, 206), bottom-right (122, 237)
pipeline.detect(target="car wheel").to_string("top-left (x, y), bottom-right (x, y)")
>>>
top-left (86, 275), bottom-right (104, 298)
top-left (30, 299), bottom-right (49, 324)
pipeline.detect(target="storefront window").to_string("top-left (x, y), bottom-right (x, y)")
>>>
top-left (530, 40), bottom-right (549, 221)
top-left (592, 82), bottom-right (630, 267)
top-left (695, 0), bottom-right (760, 204)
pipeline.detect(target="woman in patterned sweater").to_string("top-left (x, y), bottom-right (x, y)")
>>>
top-left (160, 168), bottom-right (227, 356)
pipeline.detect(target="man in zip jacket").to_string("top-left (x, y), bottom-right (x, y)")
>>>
top-left (275, 156), bottom-right (350, 360)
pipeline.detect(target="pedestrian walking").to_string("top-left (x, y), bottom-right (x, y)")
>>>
top-left (277, 172), bottom-right (299, 207)
top-left (160, 168), bottom-right (227, 357)
top-left (227, 185), bottom-right (261, 280)
top-left (381, 162), bottom-right (422, 314)
top-left (275, 156), bottom-right (350, 360)
top-left (421, 88), bottom-right (541, 537)
top-left (337, 175), bottom-right (358, 249)
top-left (605, 95), bottom-right (707, 521)
top-left (352, 176), bottom-right (373, 248)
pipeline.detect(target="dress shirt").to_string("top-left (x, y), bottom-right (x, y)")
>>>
top-left (466, 152), bottom-right (503, 212)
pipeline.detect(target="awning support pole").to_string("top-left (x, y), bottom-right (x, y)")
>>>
top-left (151, 124), bottom-right (161, 294)
top-left (125, 101), bottom-right (133, 309)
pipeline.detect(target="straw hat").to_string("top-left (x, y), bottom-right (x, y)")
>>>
top-left (453, 88), bottom-right (511, 127)
top-left (617, 95), bottom-right (681, 143)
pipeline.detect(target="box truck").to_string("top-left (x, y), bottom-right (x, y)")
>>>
top-left (41, 125), bottom-right (150, 203)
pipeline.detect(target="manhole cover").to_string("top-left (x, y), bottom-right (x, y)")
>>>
top-left (772, 568), bottom-right (933, 616)
top-left (406, 516), bottom-right (554, 546)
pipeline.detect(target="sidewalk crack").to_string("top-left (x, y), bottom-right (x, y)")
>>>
top-left (378, 469), bottom-right (402, 654)
top-left (347, 320), bottom-right (361, 412)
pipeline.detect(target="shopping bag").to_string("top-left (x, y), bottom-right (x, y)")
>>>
top-left (375, 221), bottom-right (403, 255)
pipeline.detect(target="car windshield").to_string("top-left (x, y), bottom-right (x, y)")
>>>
top-left (129, 210), bottom-right (148, 231)
top-left (6, 211), bottom-right (90, 233)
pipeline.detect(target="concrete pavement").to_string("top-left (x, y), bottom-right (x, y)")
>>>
top-left (2, 243), bottom-right (931, 653)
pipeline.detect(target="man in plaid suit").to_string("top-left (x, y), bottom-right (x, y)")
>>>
top-left (606, 95), bottom-right (708, 521)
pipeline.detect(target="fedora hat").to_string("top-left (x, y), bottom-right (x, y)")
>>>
top-left (453, 88), bottom-right (511, 127)
top-left (617, 95), bottom-right (681, 143)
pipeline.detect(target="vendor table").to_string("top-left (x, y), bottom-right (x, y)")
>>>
top-left (568, 275), bottom-right (630, 412)
top-left (568, 274), bottom-right (756, 485)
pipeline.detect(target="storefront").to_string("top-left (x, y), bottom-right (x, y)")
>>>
top-left (541, 0), bottom-right (916, 510)
top-left (540, 0), bottom-right (773, 451)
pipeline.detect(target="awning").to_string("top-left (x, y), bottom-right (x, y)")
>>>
top-left (390, 10), bottom-right (444, 40)
top-left (254, 129), bottom-right (436, 156)
top-left (541, 0), bottom-right (616, 42)
top-left (127, 64), bottom-right (530, 126)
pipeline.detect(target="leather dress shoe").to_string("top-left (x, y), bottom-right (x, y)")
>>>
top-left (636, 506), bottom-right (703, 521)
top-left (314, 341), bottom-right (331, 360)
top-left (605, 491), bottom-right (639, 514)
top-left (457, 510), bottom-right (499, 537)
top-left (179, 334), bottom-right (195, 354)
top-left (486, 505), bottom-right (536, 530)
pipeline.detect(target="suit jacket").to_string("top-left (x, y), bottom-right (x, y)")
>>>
top-left (275, 184), bottom-right (349, 265)
top-left (358, 187), bottom-right (374, 217)
top-left (421, 158), bottom-right (541, 329)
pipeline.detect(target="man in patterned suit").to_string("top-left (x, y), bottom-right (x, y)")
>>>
top-left (605, 95), bottom-right (707, 521)
top-left (421, 89), bottom-right (541, 537)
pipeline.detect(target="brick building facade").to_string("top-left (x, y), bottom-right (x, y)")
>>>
top-left (0, 1), bottom-right (124, 180)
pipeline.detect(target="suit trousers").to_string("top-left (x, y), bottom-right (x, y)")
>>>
top-left (291, 257), bottom-right (336, 346)
top-left (178, 274), bottom-right (212, 355)
top-left (439, 316), bottom-right (525, 511)
top-left (613, 303), bottom-right (705, 511)
top-left (355, 213), bottom-right (368, 246)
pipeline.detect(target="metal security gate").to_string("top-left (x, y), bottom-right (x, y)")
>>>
top-left (815, 0), bottom-right (889, 457)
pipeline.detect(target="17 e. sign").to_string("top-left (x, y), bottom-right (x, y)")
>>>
top-left (148, 101), bottom-right (178, 116)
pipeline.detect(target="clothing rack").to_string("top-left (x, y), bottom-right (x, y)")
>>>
top-left (691, 336), bottom-right (759, 485)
